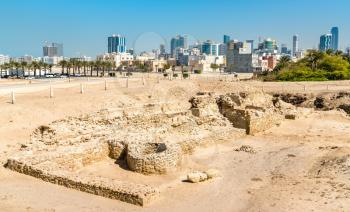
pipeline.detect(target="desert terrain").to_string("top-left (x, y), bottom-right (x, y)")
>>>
top-left (0, 74), bottom-right (350, 212)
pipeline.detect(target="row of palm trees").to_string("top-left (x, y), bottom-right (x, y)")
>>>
top-left (58, 59), bottom-right (117, 77)
top-left (0, 59), bottom-right (118, 78)
top-left (0, 61), bottom-right (53, 78)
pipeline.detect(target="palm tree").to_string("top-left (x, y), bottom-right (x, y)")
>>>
top-left (21, 61), bottom-right (28, 77)
top-left (31, 61), bottom-right (38, 78)
top-left (59, 60), bottom-right (68, 75)
top-left (42, 62), bottom-right (49, 76)
top-left (306, 50), bottom-right (325, 70)
top-left (38, 61), bottom-right (45, 77)
top-left (95, 60), bottom-right (102, 77)
top-left (82, 61), bottom-right (88, 76)
top-left (273, 55), bottom-right (291, 72)
top-left (13, 62), bottom-right (21, 78)
top-left (89, 61), bottom-right (95, 76)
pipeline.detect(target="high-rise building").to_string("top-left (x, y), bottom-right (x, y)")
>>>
top-left (281, 44), bottom-right (289, 55)
top-left (43, 43), bottom-right (63, 57)
top-left (246, 40), bottom-right (254, 52)
top-left (319, 34), bottom-right (332, 51)
top-left (223, 35), bottom-right (231, 44)
top-left (201, 40), bottom-right (220, 56)
top-left (108, 35), bottom-right (126, 53)
top-left (160, 44), bottom-right (166, 55)
top-left (331, 27), bottom-right (339, 51)
top-left (226, 40), bottom-right (258, 73)
top-left (170, 35), bottom-right (187, 57)
top-left (293, 34), bottom-right (299, 56)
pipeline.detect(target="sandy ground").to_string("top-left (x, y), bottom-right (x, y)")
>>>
top-left (0, 76), bottom-right (350, 211)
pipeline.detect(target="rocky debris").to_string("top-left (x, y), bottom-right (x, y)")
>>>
top-left (309, 148), bottom-right (350, 179)
top-left (285, 114), bottom-right (296, 120)
top-left (273, 93), bottom-right (308, 106)
top-left (187, 171), bottom-right (208, 183)
top-left (187, 169), bottom-right (220, 183)
top-left (234, 145), bottom-right (256, 154)
top-left (276, 92), bottom-right (350, 115)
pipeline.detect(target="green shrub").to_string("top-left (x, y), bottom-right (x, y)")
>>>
top-left (182, 72), bottom-right (189, 79)
top-left (163, 73), bottom-right (168, 77)
top-left (194, 70), bottom-right (202, 74)
top-left (173, 73), bottom-right (178, 78)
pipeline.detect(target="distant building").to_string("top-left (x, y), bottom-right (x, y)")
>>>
top-left (70, 56), bottom-right (92, 62)
top-left (170, 35), bottom-right (187, 58)
top-left (281, 44), bottom-right (289, 55)
top-left (219, 43), bottom-right (227, 56)
top-left (226, 40), bottom-right (258, 73)
top-left (43, 43), bottom-right (63, 57)
top-left (223, 35), bottom-right (231, 44)
top-left (293, 35), bottom-right (299, 56)
top-left (189, 55), bottom-right (225, 72)
top-left (16, 55), bottom-right (34, 63)
top-left (108, 35), bottom-right (126, 53)
top-left (201, 40), bottom-right (219, 56)
top-left (319, 34), bottom-right (332, 51)
top-left (126, 48), bottom-right (134, 55)
top-left (246, 40), bottom-right (254, 52)
top-left (346, 46), bottom-right (350, 55)
top-left (331, 27), bottom-right (339, 51)
top-left (160, 44), bottom-right (166, 55)
top-left (42, 56), bottom-right (63, 65)
top-left (97, 52), bottom-right (133, 68)
top-left (257, 38), bottom-right (278, 54)
top-left (0, 54), bottom-right (10, 65)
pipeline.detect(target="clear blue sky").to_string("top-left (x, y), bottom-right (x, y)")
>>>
top-left (0, 0), bottom-right (349, 57)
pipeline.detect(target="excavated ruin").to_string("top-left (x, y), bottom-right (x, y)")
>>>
top-left (6, 91), bottom-right (309, 206)
top-left (273, 92), bottom-right (350, 115)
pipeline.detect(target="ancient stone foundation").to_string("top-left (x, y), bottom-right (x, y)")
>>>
top-left (6, 141), bottom-right (159, 206)
top-left (127, 142), bottom-right (182, 175)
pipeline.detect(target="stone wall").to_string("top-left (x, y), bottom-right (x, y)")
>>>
top-left (126, 142), bottom-right (182, 175)
top-left (6, 157), bottom-right (159, 206)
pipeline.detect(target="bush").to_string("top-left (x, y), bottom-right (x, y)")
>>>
top-left (173, 73), bottom-right (178, 78)
top-left (163, 73), bottom-right (168, 77)
top-left (126, 72), bottom-right (133, 76)
top-left (194, 70), bottom-right (202, 74)
top-left (182, 72), bottom-right (189, 79)
top-left (260, 50), bottom-right (350, 82)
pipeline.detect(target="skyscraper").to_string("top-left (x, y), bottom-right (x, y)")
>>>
top-left (246, 40), bottom-right (254, 52)
top-left (170, 35), bottom-right (187, 57)
top-left (223, 35), bottom-right (231, 44)
top-left (108, 35), bottom-right (126, 53)
top-left (43, 43), bottom-right (63, 57)
top-left (201, 40), bottom-right (219, 56)
top-left (281, 44), bottom-right (289, 55)
top-left (331, 27), bottom-right (339, 51)
top-left (292, 35), bottom-right (299, 56)
top-left (160, 44), bottom-right (166, 55)
top-left (319, 34), bottom-right (332, 51)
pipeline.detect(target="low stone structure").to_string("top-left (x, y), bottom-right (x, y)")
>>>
top-left (6, 140), bottom-right (159, 206)
top-left (127, 142), bottom-right (182, 175)
top-left (6, 101), bottom-right (237, 206)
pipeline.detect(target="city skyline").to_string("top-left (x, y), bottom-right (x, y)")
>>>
top-left (0, 0), bottom-right (350, 57)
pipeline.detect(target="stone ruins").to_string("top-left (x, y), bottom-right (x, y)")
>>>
top-left (6, 91), bottom-right (309, 206)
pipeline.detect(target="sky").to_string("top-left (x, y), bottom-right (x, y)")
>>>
top-left (0, 0), bottom-right (349, 57)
